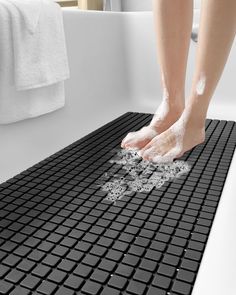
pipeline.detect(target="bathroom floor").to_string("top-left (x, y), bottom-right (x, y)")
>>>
top-left (0, 112), bottom-right (235, 295)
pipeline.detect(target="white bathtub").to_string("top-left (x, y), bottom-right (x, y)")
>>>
top-left (0, 8), bottom-right (236, 294)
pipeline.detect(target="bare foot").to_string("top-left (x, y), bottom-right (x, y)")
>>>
top-left (121, 99), bottom-right (184, 150)
top-left (139, 111), bottom-right (206, 163)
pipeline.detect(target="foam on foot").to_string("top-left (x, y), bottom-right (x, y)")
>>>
top-left (121, 126), bottom-right (158, 150)
top-left (121, 99), bottom-right (183, 150)
top-left (140, 113), bottom-right (205, 163)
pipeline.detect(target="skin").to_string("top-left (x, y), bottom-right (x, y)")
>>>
top-left (122, 0), bottom-right (236, 163)
top-left (121, 0), bottom-right (193, 150)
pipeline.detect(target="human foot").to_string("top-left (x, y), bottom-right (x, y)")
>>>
top-left (121, 99), bottom-right (184, 150)
top-left (139, 111), bottom-right (206, 163)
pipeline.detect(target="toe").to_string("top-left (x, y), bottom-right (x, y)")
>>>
top-left (175, 151), bottom-right (184, 159)
top-left (121, 137), bottom-right (127, 148)
top-left (123, 136), bottom-right (148, 150)
top-left (121, 126), bottom-right (160, 151)
top-left (142, 149), bottom-right (152, 161)
top-left (124, 140), bottom-right (137, 149)
top-left (121, 140), bottom-right (128, 148)
top-left (139, 137), bottom-right (158, 156)
top-left (152, 147), bottom-right (183, 163)
top-left (121, 132), bottom-right (134, 148)
top-left (142, 146), bottom-right (161, 161)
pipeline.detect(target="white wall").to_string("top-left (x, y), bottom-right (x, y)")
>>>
top-left (119, 0), bottom-right (201, 11)
top-left (120, 0), bottom-right (152, 11)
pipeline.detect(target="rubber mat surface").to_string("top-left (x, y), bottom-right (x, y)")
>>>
top-left (0, 112), bottom-right (235, 295)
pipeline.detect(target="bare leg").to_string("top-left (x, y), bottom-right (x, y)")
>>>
top-left (141, 0), bottom-right (236, 163)
top-left (121, 0), bottom-right (193, 150)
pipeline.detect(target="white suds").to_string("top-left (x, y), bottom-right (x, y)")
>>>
top-left (97, 148), bottom-right (191, 204)
top-left (161, 73), bottom-right (169, 100)
top-left (196, 75), bottom-right (206, 95)
top-left (153, 98), bottom-right (169, 122)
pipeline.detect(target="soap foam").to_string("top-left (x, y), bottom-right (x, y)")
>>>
top-left (97, 148), bottom-right (191, 204)
top-left (152, 98), bottom-right (169, 122)
top-left (196, 75), bottom-right (206, 95)
top-left (161, 73), bottom-right (169, 100)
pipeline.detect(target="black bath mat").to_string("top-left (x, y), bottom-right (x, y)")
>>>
top-left (0, 112), bottom-right (235, 295)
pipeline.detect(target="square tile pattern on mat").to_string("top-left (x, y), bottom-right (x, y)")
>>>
top-left (0, 112), bottom-right (235, 295)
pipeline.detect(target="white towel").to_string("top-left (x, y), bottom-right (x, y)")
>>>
top-left (6, 0), bottom-right (42, 34)
top-left (1, 0), bottom-right (70, 91)
top-left (0, 1), bottom-right (69, 124)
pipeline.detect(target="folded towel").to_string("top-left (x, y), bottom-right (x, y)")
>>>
top-left (0, 1), bottom-right (68, 124)
top-left (1, 0), bottom-right (69, 91)
top-left (7, 0), bottom-right (42, 34)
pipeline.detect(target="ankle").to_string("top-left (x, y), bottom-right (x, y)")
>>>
top-left (181, 107), bottom-right (206, 131)
top-left (168, 99), bottom-right (185, 114)
top-left (164, 87), bottom-right (185, 106)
